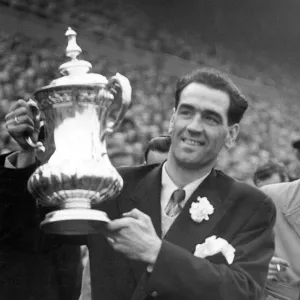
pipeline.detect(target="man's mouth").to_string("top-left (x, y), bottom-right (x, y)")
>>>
top-left (182, 138), bottom-right (204, 146)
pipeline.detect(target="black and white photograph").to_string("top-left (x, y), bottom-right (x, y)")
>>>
top-left (0, 1), bottom-right (300, 299)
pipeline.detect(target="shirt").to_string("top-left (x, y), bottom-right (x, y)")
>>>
top-left (160, 163), bottom-right (210, 237)
top-left (4, 152), bottom-right (18, 168)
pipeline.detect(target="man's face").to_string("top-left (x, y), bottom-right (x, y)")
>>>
top-left (256, 173), bottom-right (282, 188)
top-left (111, 154), bottom-right (135, 167)
top-left (146, 150), bottom-right (168, 165)
top-left (169, 82), bottom-right (237, 170)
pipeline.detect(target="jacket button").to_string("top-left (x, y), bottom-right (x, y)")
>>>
top-left (151, 291), bottom-right (158, 297)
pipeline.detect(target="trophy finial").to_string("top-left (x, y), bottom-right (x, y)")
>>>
top-left (65, 27), bottom-right (82, 60)
top-left (58, 27), bottom-right (92, 76)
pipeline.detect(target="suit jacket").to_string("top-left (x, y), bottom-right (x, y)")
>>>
top-left (85, 163), bottom-right (276, 300)
top-left (0, 153), bottom-right (82, 300)
top-left (261, 181), bottom-right (300, 300)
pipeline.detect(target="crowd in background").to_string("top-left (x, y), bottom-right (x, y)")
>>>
top-left (1, 0), bottom-right (300, 183)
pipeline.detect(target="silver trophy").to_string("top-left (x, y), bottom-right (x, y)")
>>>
top-left (26, 27), bottom-right (131, 235)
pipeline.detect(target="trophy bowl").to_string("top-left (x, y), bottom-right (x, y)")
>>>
top-left (27, 27), bottom-right (131, 235)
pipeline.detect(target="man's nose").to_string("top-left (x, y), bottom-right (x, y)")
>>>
top-left (186, 115), bottom-right (204, 133)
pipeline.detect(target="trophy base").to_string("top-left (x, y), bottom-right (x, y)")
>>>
top-left (40, 208), bottom-right (110, 235)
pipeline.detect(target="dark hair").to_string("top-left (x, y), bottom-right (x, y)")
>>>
top-left (174, 68), bottom-right (248, 125)
top-left (292, 139), bottom-right (300, 150)
top-left (253, 160), bottom-right (289, 185)
top-left (144, 135), bottom-right (172, 162)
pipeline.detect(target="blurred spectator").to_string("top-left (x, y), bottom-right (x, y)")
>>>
top-left (253, 160), bottom-right (290, 188)
top-left (261, 180), bottom-right (300, 300)
top-left (144, 135), bottom-right (171, 164)
top-left (1, 4), bottom-right (300, 183)
top-left (109, 149), bottom-right (136, 167)
top-left (292, 139), bottom-right (300, 161)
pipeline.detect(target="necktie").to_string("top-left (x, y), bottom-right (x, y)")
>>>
top-left (165, 189), bottom-right (186, 217)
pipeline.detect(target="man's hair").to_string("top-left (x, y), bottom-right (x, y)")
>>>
top-left (253, 160), bottom-right (289, 185)
top-left (174, 68), bottom-right (248, 125)
top-left (144, 135), bottom-right (172, 162)
top-left (292, 139), bottom-right (300, 150)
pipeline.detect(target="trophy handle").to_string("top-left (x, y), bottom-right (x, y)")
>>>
top-left (100, 73), bottom-right (132, 138)
top-left (25, 99), bottom-right (46, 152)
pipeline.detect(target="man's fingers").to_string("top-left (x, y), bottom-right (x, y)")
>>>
top-left (123, 208), bottom-right (151, 223)
top-left (5, 105), bottom-right (35, 126)
top-left (6, 106), bottom-right (30, 120)
top-left (122, 208), bottom-right (143, 219)
top-left (10, 99), bottom-right (31, 112)
top-left (267, 274), bottom-right (278, 281)
top-left (8, 124), bottom-right (35, 136)
top-left (270, 256), bottom-right (290, 267)
top-left (269, 266), bottom-right (278, 273)
top-left (7, 99), bottom-right (26, 112)
top-left (268, 269), bottom-right (277, 276)
top-left (6, 115), bottom-right (35, 129)
top-left (106, 217), bottom-right (135, 232)
top-left (106, 237), bottom-right (115, 245)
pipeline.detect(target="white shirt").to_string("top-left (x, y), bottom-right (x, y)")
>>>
top-left (4, 152), bottom-right (18, 168)
top-left (160, 163), bottom-right (210, 237)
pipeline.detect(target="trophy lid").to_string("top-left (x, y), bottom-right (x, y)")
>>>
top-left (41, 27), bottom-right (108, 88)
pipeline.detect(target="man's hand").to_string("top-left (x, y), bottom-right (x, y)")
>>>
top-left (106, 209), bottom-right (162, 264)
top-left (5, 99), bottom-right (41, 167)
top-left (5, 99), bottom-right (41, 150)
top-left (267, 256), bottom-right (290, 281)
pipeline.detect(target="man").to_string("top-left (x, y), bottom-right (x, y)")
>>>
top-left (110, 149), bottom-right (137, 167)
top-left (292, 139), bottom-right (300, 161)
top-left (261, 181), bottom-right (300, 300)
top-left (144, 135), bottom-right (171, 165)
top-left (2, 68), bottom-right (275, 300)
top-left (253, 160), bottom-right (290, 188)
top-left (0, 100), bottom-right (82, 300)
top-left (83, 68), bottom-right (276, 300)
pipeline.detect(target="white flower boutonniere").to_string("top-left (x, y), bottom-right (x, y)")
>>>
top-left (189, 196), bottom-right (214, 223)
top-left (194, 235), bottom-right (236, 264)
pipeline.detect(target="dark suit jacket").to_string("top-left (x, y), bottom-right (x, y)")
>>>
top-left (86, 163), bottom-right (276, 300)
top-left (0, 154), bottom-right (82, 300)
top-left (0, 152), bottom-right (276, 300)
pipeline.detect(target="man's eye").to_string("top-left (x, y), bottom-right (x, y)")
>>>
top-left (180, 110), bottom-right (191, 116)
top-left (204, 115), bottom-right (220, 125)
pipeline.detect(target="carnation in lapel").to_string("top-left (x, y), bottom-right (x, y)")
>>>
top-left (189, 196), bottom-right (214, 223)
top-left (194, 235), bottom-right (236, 265)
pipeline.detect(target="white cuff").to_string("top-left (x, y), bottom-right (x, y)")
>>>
top-left (4, 152), bottom-right (19, 169)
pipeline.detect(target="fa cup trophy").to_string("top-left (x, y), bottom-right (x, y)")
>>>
top-left (26, 27), bottom-right (131, 235)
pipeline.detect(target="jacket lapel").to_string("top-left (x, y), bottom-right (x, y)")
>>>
top-left (119, 167), bottom-right (233, 284)
top-left (164, 169), bottom-right (233, 254)
top-left (118, 164), bottom-right (163, 283)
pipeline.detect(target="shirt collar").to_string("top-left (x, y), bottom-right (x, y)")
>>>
top-left (161, 162), bottom-right (210, 208)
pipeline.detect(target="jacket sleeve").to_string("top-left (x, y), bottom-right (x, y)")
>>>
top-left (0, 153), bottom-right (83, 300)
top-left (144, 198), bottom-right (276, 300)
top-left (0, 153), bottom-right (43, 250)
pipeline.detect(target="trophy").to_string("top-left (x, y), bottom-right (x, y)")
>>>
top-left (26, 27), bottom-right (131, 235)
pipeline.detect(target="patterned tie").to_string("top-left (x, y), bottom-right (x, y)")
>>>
top-left (165, 189), bottom-right (186, 217)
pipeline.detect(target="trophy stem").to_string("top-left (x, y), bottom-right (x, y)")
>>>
top-left (62, 198), bottom-right (91, 209)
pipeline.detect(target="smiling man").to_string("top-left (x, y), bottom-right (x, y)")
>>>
top-left (0, 68), bottom-right (276, 300)
top-left (83, 68), bottom-right (276, 300)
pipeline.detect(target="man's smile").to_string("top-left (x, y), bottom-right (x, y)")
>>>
top-left (181, 137), bottom-right (205, 147)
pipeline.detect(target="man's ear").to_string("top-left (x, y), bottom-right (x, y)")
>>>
top-left (225, 123), bottom-right (239, 149)
top-left (168, 108), bottom-right (176, 134)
